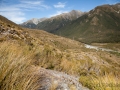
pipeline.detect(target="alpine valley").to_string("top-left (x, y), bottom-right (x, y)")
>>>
top-left (0, 3), bottom-right (120, 90)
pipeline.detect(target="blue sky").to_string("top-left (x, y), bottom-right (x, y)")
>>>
top-left (0, 0), bottom-right (119, 24)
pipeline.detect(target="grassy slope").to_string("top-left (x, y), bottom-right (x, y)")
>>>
top-left (0, 15), bottom-right (120, 90)
top-left (27, 29), bottom-right (120, 90)
top-left (0, 16), bottom-right (41, 90)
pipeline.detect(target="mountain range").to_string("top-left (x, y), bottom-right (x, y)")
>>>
top-left (21, 10), bottom-right (85, 32)
top-left (21, 3), bottom-right (120, 44)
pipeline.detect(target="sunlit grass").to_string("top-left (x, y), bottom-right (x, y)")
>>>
top-left (92, 74), bottom-right (120, 90)
top-left (0, 42), bottom-right (40, 90)
top-left (79, 74), bottom-right (120, 90)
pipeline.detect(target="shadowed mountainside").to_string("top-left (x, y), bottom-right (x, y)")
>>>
top-left (54, 3), bottom-right (120, 43)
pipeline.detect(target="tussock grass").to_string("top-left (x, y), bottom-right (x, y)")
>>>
top-left (60, 59), bottom-right (80, 74)
top-left (0, 42), bottom-right (40, 90)
top-left (91, 74), bottom-right (120, 90)
top-left (79, 74), bottom-right (120, 90)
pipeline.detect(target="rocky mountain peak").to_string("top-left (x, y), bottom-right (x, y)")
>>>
top-left (31, 18), bottom-right (39, 25)
top-left (21, 17), bottom-right (47, 25)
top-left (70, 10), bottom-right (83, 14)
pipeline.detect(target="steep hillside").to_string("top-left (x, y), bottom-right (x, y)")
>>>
top-left (0, 15), bottom-right (120, 90)
top-left (0, 15), bottom-right (42, 90)
top-left (0, 15), bottom-right (22, 30)
top-left (55, 3), bottom-right (120, 43)
top-left (0, 15), bottom-right (33, 44)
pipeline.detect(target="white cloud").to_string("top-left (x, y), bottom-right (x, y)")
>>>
top-left (18, 0), bottom-right (50, 9)
top-left (0, 10), bottom-right (26, 24)
top-left (0, 7), bottom-right (20, 12)
top-left (54, 2), bottom-right (66, 8)
top-left (50, 10), bottom-right (68, 17)
top-left (0, 0), bottom-right (50, 24)
top-left (0, 6), bottom-right (26, 24)
top-left (0, 0), bottom-right (50, 10)
top-left (20, 1), bottom-right (41, 5)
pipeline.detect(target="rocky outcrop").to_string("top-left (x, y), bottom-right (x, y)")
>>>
top-left (0, 19), bottom-right (32, 45)
top-left (38, 68), bottom-right (89, 90)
